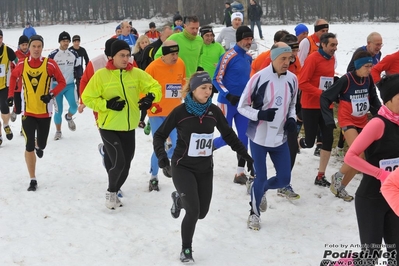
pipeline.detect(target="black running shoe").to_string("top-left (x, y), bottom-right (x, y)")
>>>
top-left (27, 180), bottom-right (37, 191)
top-left (171, 191), bottom-right (182, 219)
top-left (314, 176), bottom-right (331, 187)
top-left (163, 166), bottom-right (172, 178)
top-left (35, 148), bottom-right (43, 158)
top-left (4, 125), bottom-right (13, 140)
top-left (149, 178), bottom-right (159, 191)
top-left (180, 248), bottom-right (194, 263)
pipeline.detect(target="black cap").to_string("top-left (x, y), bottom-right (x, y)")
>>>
top-left (149, 22), bottom-right (156, 28)
top-left (173, 14), bottom-right (183, 22)
top-left (0, 30), bottom-right (3, 36)
top-left (58, 31), bottom-right (71, 42)
top-left (111, 40), bottom-right (131, 57)
top-left (29, 35), bottom-right (44, 47)
top-left (200, 26), bottom-right (214, 37)
top-left (104, 38), bottom-right (117, 57)
top-left (26, 22), bottom-right (31, 25)
top-left (72, 35), bottom-right (80, 42)
top-left (18, 35), bottom-right (29, 45)
top-left (236, 26), bottom-right (253, 42)
top-left (378, 74), bottom-right (399, 104)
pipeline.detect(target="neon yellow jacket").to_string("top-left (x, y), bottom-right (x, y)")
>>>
top-left (82, 62), bottom-right (162, 131)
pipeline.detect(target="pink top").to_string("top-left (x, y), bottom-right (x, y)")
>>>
top-left (344, 105), bottom-right (399, 183)
top-left (381, 169), bottom-right (399, 216)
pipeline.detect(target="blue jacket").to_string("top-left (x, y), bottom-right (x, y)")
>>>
top-left (23, 27), bottom-right (37, 39)
top-left (213, 45), bottom-right (252, 104)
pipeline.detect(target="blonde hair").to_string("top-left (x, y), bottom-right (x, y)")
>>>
top-left (133, 35), bottom-right (150, 54)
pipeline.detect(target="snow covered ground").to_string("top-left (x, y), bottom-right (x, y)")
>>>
top-left (1, 19), bottom-right (397, 265)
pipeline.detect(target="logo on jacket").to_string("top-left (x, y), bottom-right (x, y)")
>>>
top-left (275, 96), bottom-right (283, 106)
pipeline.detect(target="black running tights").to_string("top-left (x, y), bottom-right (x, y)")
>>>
top-left (100, 129), bottom-right (135, 192)
top-left (172, 166), bottom-right (213, 249)
top-left (355, 195), bottom-right (399, 265)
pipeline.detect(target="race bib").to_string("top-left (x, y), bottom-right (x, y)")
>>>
top-left (188, 133), bottom-right (213, 157)
top-left (379, 157), bottom-right (399, 172)
top-left (351, 97), bottom-right (369, 117)
top-left (319, 76), bottom-right (333, 91)
top-left (0, 64), bottom-right (5, 77)
top-left (165, 84), bottom-right (182, 98)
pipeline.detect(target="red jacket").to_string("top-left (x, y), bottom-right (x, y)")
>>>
top-left (299, 51), bottom-right (335, 109)
top-left (371, 51), bottom-right (399, 83)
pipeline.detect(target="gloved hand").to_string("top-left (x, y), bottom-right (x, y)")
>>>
top-left (258, 108), bottom-right (278, 122)
top-left (226, 93), bottom-right (240, 106)
top-left (239, 152), bottom-right (254, 164)
top-left (138, 93), bottom-right (155, 110)
top-left (106, 96), bottom-right (126, 111)
top-left (7, 97), bottom-right (14, 107)
top-left (158, 156), bottom-right (170, 169)
top-left (284, 117), bottom-right (297, 133)
top-left (40, 93), bottom-right (54, 104)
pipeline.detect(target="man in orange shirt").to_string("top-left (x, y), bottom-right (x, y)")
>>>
top-left (145, 40), bottom-right (186, 191)
top-left (145, 22), bottom-right (161, 43)
top-left (298, 19), bottom-right (329, 67)
top-left (298, 33), bottom-right (338, 188)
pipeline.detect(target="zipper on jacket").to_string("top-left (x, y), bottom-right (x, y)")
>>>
top-left (120, 69), bottom-right (130, 129)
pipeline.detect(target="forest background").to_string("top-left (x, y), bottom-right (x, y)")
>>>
top-left (0, 0), bottom-right (399, 29)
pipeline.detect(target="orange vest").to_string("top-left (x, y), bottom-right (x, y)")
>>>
top-left (307, 34), bottom-right (320, 55)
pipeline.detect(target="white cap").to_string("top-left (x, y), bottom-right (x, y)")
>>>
top-left (231, 12), bottom-right (243, 22)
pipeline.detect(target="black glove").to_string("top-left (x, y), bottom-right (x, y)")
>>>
top-left (226, 93), bottom-right (240, 106)
top-left (106, 96), bottom-right (126, 111)
top-left (258, 108), bottom-right (278, 122)
top-left (239, 152), bottom-right (254, 164)
top-left (284, 117), bottom-right (297, 133)
top-left (7, 97), bottom-right (14, 107)
top-left (40, 93), bottom-right (54, 104)
top-left (138, 93), bottom-right (155, 110)
top-left (158, 156), bottom-right (170, 169)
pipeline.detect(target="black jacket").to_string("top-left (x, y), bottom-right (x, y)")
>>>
top-left (248, 3), bottom-right (263, 21)
top-left (224, 6), bottom-right (232, 27)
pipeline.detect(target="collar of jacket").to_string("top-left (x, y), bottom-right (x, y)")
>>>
top-left (106, 60), bottom-right (134, 71)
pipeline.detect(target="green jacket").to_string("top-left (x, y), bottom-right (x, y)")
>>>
top-left (82, 63), bottom-right (162, 131)
top-left (155, 31), bottom-right (203, 77)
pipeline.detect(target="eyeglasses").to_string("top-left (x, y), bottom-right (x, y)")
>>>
top-left (373, 43), bottom-right (384, 47)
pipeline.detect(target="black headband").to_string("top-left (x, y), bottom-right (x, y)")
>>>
top-left (314, 24), bottom-right (329, 32)
top-left (288, 42), bottom-right (299, 49)
top-left (162, 45), bottom-right (179, 56)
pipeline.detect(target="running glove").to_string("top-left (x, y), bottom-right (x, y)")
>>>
top-left (138, 93), bottom-right (155, 110)
top-left (258, 108), bottom-right (278, 121)
top-left (106, 96), bottom-right (126, 111)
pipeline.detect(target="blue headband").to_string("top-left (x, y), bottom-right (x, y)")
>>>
top-left (354, 57), bottom-right (373, 70)
top-left (271, 46), bottom-right (292, 61)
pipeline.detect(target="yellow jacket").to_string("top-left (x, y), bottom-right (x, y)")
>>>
top-left (82, 62), bottom-right (162, 131)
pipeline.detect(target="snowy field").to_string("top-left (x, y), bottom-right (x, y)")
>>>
top-left (1, 19), bottom-right (398, 265)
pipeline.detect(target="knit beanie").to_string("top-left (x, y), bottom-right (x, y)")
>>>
top-left (18, 35), bottom-right (29, 45)
top-left (236, 26), bottom-right (253, 42)
top-left (231, 12), bottom-right (243, 22)
top-left (173, 14), bottom-right (183, 23)
top-left (378, 74), bottom-right (399, 104)
top-left (29, 35), bottom-right (44, 47)
top-left (58, 31), bottom-right (71, 42)
top-left (149, 22), bottom-right (156, 28)
top-left (111, 40), bottom-right (131, 57)
top-left (199, 26), bottom-right (214, 37)
top-left (294, 24), bottom-right (308, 36)
top-left (0, 30), bottom-right (3, 36)
top-left (104, 38), bottom-right (118, 57)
